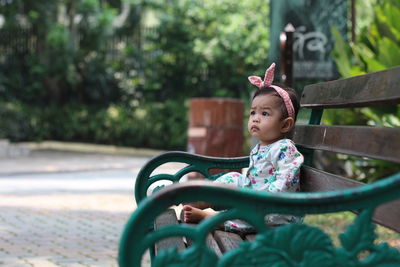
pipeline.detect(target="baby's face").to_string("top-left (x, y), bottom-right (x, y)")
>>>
top-left (248, 94), bottom-right (286, 146)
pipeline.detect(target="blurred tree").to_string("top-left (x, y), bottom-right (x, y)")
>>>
top-left (0, 0), bottom-right (270, 104)
top-left (0, 0), bottom-right (141, 105)
top-left (0, 0), bottom-right (271, 149)
top-left (138, 0), bottom-right (269, 102)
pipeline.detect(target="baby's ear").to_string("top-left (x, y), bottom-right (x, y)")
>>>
top-left (281, 117), bottom-right (295, 133)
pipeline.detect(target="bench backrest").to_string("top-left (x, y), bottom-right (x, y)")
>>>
top-left (292, 66), bottom-right (400, 232)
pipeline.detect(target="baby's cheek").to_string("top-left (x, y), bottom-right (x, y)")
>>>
top-left (247, 121), bottom-right (252, 131)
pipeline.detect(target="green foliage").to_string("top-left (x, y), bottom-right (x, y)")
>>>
top-left (305, 212), bottom-right (400, 250)
top-left (332, 1), bottom-right (400, 76)
top-left (0, 100), bottom-right (187, 150)
top-left (329, 0), bottom-right (400, 182)
top-left (0, 1), bottom-right (270, 149)
top-left (1, 0), bottom-right (269, 105)
top-left (0, 0), bottom-right (130, 105)
top-left (0, 103), bottom-right (30, 141)
top-left (139, 0), bottom-right (269, 102)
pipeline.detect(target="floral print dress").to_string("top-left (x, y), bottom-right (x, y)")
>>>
top-left (214, 138), bottom-right (304, 232)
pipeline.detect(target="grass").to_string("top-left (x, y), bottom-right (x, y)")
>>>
top-left (304, 212), bottom-right (400, 250)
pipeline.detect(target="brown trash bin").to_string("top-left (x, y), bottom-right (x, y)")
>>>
top-left (187, 98), bottom-right (244, 167)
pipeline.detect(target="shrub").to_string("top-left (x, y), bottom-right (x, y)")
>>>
top-left (0, 101), bottom-right (188, 150)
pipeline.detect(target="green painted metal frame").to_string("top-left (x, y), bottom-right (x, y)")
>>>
top-left (301, 108), bottom-right (323, 166)
top-left (134, 152), bottom-right (249, 204)
top-left (120, 171), bottom-right (400, 266)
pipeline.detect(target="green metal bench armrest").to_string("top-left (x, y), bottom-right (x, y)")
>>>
top-left (134, 151), bottom-right (249, 204)
top-left (120, 171), bottom-right (400, 267)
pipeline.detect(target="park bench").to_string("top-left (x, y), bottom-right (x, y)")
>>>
top-left (118, 67), bottom-right (400, 266)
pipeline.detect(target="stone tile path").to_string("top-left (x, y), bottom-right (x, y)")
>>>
top-left (0, 149), bottom-right (181, 266)
top-left (0, 193), bottom-right (133, 267)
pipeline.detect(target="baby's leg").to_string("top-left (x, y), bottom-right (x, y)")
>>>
top-left (214, 172), bottom-right (250, 188)
top-left (182, 172), bottom-right (248, 224)
top-left (184, 172), bottom-right (247, 210)
top-left (183, 205), bottom-right (217, 223)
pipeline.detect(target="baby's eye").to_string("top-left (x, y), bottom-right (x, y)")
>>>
top-left (250, 111), bottom-right (256, 116)
top-left (262, 111), bottom-right (270, 116)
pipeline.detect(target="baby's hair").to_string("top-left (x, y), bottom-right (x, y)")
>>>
top-left (252, 84), bottom-right (300, 121)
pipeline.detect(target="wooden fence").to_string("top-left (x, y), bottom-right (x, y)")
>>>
top-left (0, 26), bottom-right (157, 62)
top-left (0, 28), bottom-right (36, 55)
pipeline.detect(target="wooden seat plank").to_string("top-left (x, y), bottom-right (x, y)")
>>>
top-left (154, 209), bottom-right (186, 254)
top-left (373, 199), bottom-right (400, 233)
top-left (206, 233), bottom-right (223, 257)
top-left (213, 230), bottom-right (244, 253)
top-left (184, 223), bottom-right (223, 257)
top-left (245, 234), bottom-right (256, 242)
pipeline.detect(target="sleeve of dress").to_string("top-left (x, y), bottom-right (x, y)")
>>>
top-left (267, 140), bottom-right (304, 193)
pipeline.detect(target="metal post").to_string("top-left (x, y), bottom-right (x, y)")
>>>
top-left (280, 23), bottom-right (295, 87)
top-left (351, 0), bottom-right (356, 43)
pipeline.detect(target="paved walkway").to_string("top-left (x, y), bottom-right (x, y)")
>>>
top-left (0, 147), bottom-right (182, 267)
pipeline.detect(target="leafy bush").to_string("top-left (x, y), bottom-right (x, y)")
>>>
top-left (0, 103), bottom-right (30, 141)
top-left (0, 0), bottom-right (129, 105)
top-left (0, 1), bottom-right (270, 149)
top-left (331, 1), bottom-right (400, 77)
top-left (1, 101), bottom-right (188, 150)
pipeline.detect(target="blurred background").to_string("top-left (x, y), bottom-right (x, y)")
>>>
top-left (0, 0), bottom-right (399, 183)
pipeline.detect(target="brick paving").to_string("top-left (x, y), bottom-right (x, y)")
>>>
top-left (0, 194), bottom-right (134, 267)
top-left (0, 149), bottom-right (182, 267)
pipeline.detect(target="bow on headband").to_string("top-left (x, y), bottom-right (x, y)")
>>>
top-left (248, 63), bottom-right (295, 118)
top-left (248, 63), bottom-right (276, 88)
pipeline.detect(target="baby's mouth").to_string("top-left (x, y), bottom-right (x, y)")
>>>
top-left (251, 126), bottom-right (259, 131)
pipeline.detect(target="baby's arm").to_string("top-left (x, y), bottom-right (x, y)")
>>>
top-left (267, 141), bottom-right (304, 193)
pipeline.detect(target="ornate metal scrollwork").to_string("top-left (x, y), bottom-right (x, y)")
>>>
top-left (152, 209), bottom-right (400, 267)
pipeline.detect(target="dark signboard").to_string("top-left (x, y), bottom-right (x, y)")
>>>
top-left (269, 0), bottom-right (348, 80)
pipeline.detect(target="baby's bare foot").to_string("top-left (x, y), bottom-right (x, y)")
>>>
top-left (184, 201), bottom-right (211, 209)
top-left (183, 205), bottom-right (216, 223)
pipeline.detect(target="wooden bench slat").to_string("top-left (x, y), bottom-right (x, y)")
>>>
top-left (213, 230), bottom-right (243, 253)
top-left (179, 211), bottom-right (223, 257)
top-left (302, 166), bottom-right (400, 232)
top-left (301, 166), bottom-right (363, 192)
top-left (245, 234), bottom-right (256, 242)
top-left (206, 233), bottom-right (223, 257)
top-left (184, 224), bottom-right (223, 258)
top-left (154, 209), bottom-right (186, 254)
top-left (301, 67), bottom-right (400, 108)
top-left (293, 125), bottom-right (400, 164)
top-left (374, 199), bottom-right (400, 233)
